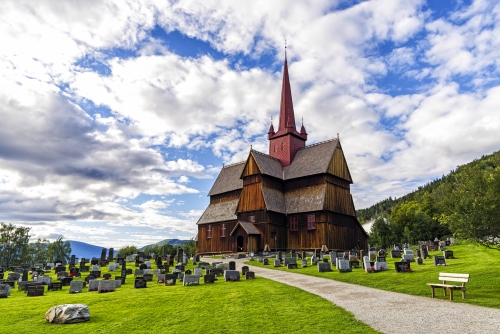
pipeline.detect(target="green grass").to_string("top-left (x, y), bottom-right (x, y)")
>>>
top-left (247, 242), bottom-right (500, 308)
top-left (0, 262), bottom-right (379, 333)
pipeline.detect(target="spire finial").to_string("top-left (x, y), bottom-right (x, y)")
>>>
top-left (285, 38), bottom-right (287, 59)
top-left (302, 116), bottom-right (303, 125)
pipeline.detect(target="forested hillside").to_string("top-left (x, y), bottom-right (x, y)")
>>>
top-left (357, 150), bottom-right (500, 249)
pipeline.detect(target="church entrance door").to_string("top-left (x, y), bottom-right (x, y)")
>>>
top-left (237, 236), bottom-right (244, 252)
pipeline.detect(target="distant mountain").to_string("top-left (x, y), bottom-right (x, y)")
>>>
top-left (68, 240), bottom-right (120, 260)
top-left (139, 238), bottom-right (189, 250)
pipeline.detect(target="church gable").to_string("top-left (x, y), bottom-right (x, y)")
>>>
top-left (284, 139), bottom-right (338, 179)
top-left (327, 144), bottom-right (352, 183)
top-left (208, 162), bottom-right (245, 196)
top-left (241, 154), bottom-right (261, 177)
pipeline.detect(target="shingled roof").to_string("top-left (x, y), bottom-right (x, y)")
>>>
top-left (250, 150), bottom-right (283, 179)
top-left (262, 187), bottom-right (285, 213)
top-left (284, 139), bottom-right (338, 179)
top-left (284, 184), bottom-right (326, 214)
top-left (196, 199), bottom-right (239, 225)
top-left (230, 221), bottom-right (262, 235)
top-left (207, 162), bottom-right (245, 196)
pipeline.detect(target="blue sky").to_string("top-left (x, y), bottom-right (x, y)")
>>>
top-left (1, 0), bottom-right (499, 248)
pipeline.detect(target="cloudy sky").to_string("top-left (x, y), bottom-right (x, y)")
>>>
top-left (1, 0), bottom-right (499, 248)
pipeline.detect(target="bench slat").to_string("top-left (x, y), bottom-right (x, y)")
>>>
top-left (439, 273), bottom-right (470, 278)
top-left (438, 276), bottom-right (469, 283)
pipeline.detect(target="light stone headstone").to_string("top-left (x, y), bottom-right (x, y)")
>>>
top-left (39, 276), bottom-right (52, 285)
top-left (114, 279), bottom-right (122, 288)
top-left (69, 280), bottom-right (84, 293)
top-left (330, 252), bottom-right (337, 262)
top-left (284, 258), bottom-right (296, 266)
top-left (98, 280), bottom-right (116, 293)
top-left (363, 256), bottom-right (371, 273)
top-left (274, 259), bottom-right (280, 267)
top-left (301, 259), bottom-right (307, 267)
top-left (91, 265), bottom-right (100, 272)
top-left (194, 268), bottom-right (202, 277)
top-left (88, 280), bottom-right (100, 292)
top-left (310, 256), bottom-right (318, 265)
top-left (157, 274), bottom-right (166, 283)
top-left (338, 259), bottom-right (351, 272)
top-left (145, 261), bottom-right (152, 269)
top-left (183, 274), bottom-right (199, 286)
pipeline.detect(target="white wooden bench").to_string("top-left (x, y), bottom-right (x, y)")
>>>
top-left (427, 272), bottom-right (469, 301)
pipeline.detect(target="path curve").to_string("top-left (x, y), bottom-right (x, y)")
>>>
top-left (203, 257), bottom-right (500, 334)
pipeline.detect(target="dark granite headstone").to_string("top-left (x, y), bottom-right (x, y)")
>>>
top-left (263, 258), bottom-right (269, 265)
top-left (245, 271), bottom-right (255, 279)
top-left (164, 274), bottom-right (177, 286)
top-left (27, 285), bottom-right (44, 297)
top-left (100, 248), bottom-right (107, 261)
top-left (434, 256), bottom-right (447, 265)
top-left (241, 266), bottom-right (249, 275)
top-left (203, 274), bottom-right (215, 284)
top-left (395, 261), bottom-right (411, 272)
top-left (107, 248), bottom-right (114, 262)
top-left (134, 277), bottom-right (147, 288)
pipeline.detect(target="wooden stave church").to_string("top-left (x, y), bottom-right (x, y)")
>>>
top-left (196, 55), bottom-right (368, 254)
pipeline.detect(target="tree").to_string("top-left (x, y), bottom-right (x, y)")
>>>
top-left (28, 238), bottom-right (50, 263)
top-left (47, 237), bottom-right (71, 262)
top-left (0, 223), bottom-right (31, 267)
top-left (440, 157), bottom-right (500, 249)
top-left (181, 239), bottom-right (196, 256)
top-left (369, 216), bottom-right (394, 248)
top-left (119, 245), bottom-right (139, 256)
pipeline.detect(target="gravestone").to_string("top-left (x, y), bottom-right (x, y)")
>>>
top-left (100, 248), bottom-right (107, 261)
top-left (70, 255), bottom-right (76, 267)
top-left (349, 251), bottom-right (358, 261)
top-left (164, 274), bottom-right (176, 286)
top-left (301, 259), bottom-right (307, 267)
top-left (143, 269), bottom-right (151, 275)
top-left (301, 251), bottom-right (306, 260)
top-left (157, 274), bottom-right (166, 283)
top-left (363, 256), bottom-right (372, 273)
top-left (8, 272), bottom-right (20, 281)
top-left (88, 280), bottom-right (100, 292)
top-left (224, 270), bottom-right (240, 281)
top-left (229, 261), bottom-right (236, 270)
top-left (310, 256), bottom-right (318, 265)
top-left (90, 271), bottom-right (101, 278)
top-left (416, 257), bottom-right (423, 265)
top-left (395, 261), bottom-right (411, 272)
top-left (403, 249), bottom-right (414, 262)
top-left (434, 256), bottom-right (447, 266)
top-left (108, 248), bottom-right (114, 262)
top-left (39, 276), bottom-right (52, 285)
top-left (115, 276), bottom-right (125, 284)
top-left (374, 256), bottom-right (388, 271)
top-left (369, 251), bottom-right (376, 262)
top-left (337, 259), bottom-right (351, 272)
top-left (69, 281), bottom-right (84, 294)
top-left (204, 274), bottom-right (215, 284)
top-left (185, 269), bottom-right (192, 275)
top-left (50, 282), bottom-right (62, 291)
top-left (315, 249), bottom-right (321, 259)
top-left (156, 257), bottom-right (162, 267)
top-left (419, 245), bottom-right (429, 259)
top-left (177, 247), bottom-right (184, 264)
top-left (318, 262), bottom-right (332, 272)
top-left (91, 265), bottom-right (100, 272)
top-left (444, 250), bottom-right (454, 259)
top-left (27, 285), bottom-right (45, 297)
top-left (134, 277), bottom-right (147, 288)
top-left (145, 261), bottom-right (152, 269)
top-left (287, 263), bottom-right (298, 269)
top-left (108, 264), bottom-right (118, 271)
top-left (177, 273), bottom-right (184, 282)
top-left (194, 268), bottom-right (203, 277)
top-left (80, 266), bottom-right (89, 272)
top-left (1, 280), bottom-right (15, 288)
top-left (143, 274), bottom-right (153, 282)
top-left (330, 252), bottom-right (337, 263)
top-left (98, 280), bottom-right (116, 293)
top-left (414, 249), bottom-right (421, 257)
top-left (263, 258), bottom-right (269, 265)
top-left (135, 269), bottom-right (144, 277)
top-left (274, 259), bottom-right (281, 267)
top-left (91, 259), bottom-right (98, 266)
top-left (245, 271), bottom-right (255, 280)
top-left (61, 277), bottom-right (73, 286)
top-left (291, 250), bottom-right (296, 258)
top-left (103, 273), bottom-right (112, 280)
top-left (182, 253), bottom-right (187, 264)
top-left (0, 284), bottom-right (11, 297)
top-left (284, 257), bottom-right (297, 266)
top-left (114, 279), bottom-right (122, 288)
top-left (391, 250), bottom-right (402, 258)
top-left (175, 264), bottom-right (185, 272)
top-left (183, 275), bottom-right (199, 286)
top-left (378, 249), bottom-right (387, 257)
top-left (241, 266), bottom-right (249, 275)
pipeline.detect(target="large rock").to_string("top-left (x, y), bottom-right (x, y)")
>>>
top-left (45, 304), bottom-right (90, 324)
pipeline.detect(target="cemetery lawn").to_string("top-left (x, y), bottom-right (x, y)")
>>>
top-left (0, 267), bottom-right (379, 333)
top-left (247, 243), bottom-right (500, 309)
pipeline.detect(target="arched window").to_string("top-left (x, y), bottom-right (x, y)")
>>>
top-left (281, 142), bottom-right (284, 151)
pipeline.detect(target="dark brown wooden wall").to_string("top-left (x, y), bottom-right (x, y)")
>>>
top-left (210, 189), bottom-right (241, 204)
top-left (197, 221), bottom-right (237, 254)
top-left (324, 183), bottom-right (356, 216)
top-left (237, 182), bottom-right (265, 212)
top-left (327, 146), bottom-right (352, 182)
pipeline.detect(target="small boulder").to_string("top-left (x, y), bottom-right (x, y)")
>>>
top-left (45, 304), bottom-right (90, 324)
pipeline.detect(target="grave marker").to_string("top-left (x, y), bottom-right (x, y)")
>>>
top-left (69, 281), bottom-right (84, 294)
top-left (194, 268), bottom-right (203, 277)
top-left (245, 271), bottom-right (255, 280)
top-left (134, 277), bottom-right (147, 288)
top-left (318, 262), bottom-right (332, 272)
top-left (27, 285), bottom-right (44, 297)
top-left (98, 280), bottom-right (116, 293)
top-left (88, 280), bottom-right (100, 292)
top-left (395, 261), bottom-right (411, 272)
top-left (224, 270), bottom-right (240, 281)
top-left (164, 274), bottom-right (176, 286)
top-left (183, 275), bottom-right (199, 286)
top-left (204, 274), bottom-right (215, 284)
top-left (0, 284), bottom-right (11, 297)
top-left (337, 259), bottom-right (351, 272)
top-left (287, 263), bottom-right (298, 269)
top-left (434, 256), bottom-right (447, 266)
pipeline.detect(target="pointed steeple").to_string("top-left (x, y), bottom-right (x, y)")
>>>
top-left (279, 54), bottom-right (297, 134)
top-left (267, 117), bottom-right (275, 139)
top-left (300, 117), bottom-right (307, 140)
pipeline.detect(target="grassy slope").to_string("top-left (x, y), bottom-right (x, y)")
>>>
top-left (247, 243), bottom-right (500, 308)
top-left (0, 262), bottom-right (378, 333)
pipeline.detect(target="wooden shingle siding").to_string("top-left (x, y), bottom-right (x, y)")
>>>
top-left (324, 183), bottom-right (356, 216)
top-left (327, 146), bottom-right (352, 182)
top-left (237, 182), bottom-right (266, 212)
top-left (210, 189), bottom-right (241, 204)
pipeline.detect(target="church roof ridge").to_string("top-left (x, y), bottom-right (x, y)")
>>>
top-left (222, 161), bottom-right (245, 168)
top-left (250, 148), bottom-right (282, 163)
top-left (298, 138), bottom-right (338, 151)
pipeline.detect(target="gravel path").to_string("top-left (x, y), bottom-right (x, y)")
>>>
top-left (204, 257), bottom-right (500, 334)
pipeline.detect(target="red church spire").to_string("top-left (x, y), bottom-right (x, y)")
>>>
top-left (268, 48), bottom-right (307, 167)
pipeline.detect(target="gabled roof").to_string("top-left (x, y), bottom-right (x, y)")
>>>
top-left (230, 221), bottom-right (262, 236)
top-left (284, 139), bottom-right (338, 179)
top-left (284, 184), bottom-right (326, 214)
top-left (262, 187), bottom-right (285, 213)
top-left (196, 199), bottom-right (239, 225)
top-left (250, 150), bottom-right (283, 179)
top-left (207, 162), bottom-right (245, 196)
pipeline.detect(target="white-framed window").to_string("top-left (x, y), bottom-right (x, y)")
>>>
top-left (290, 216), bottom-right (298, 231)
top-left (221, 223), bottom-right (226, 237)
top-left (307, 214), bottom-right (316, 230)
top-left (207, 225), bottom-right (212, 238)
